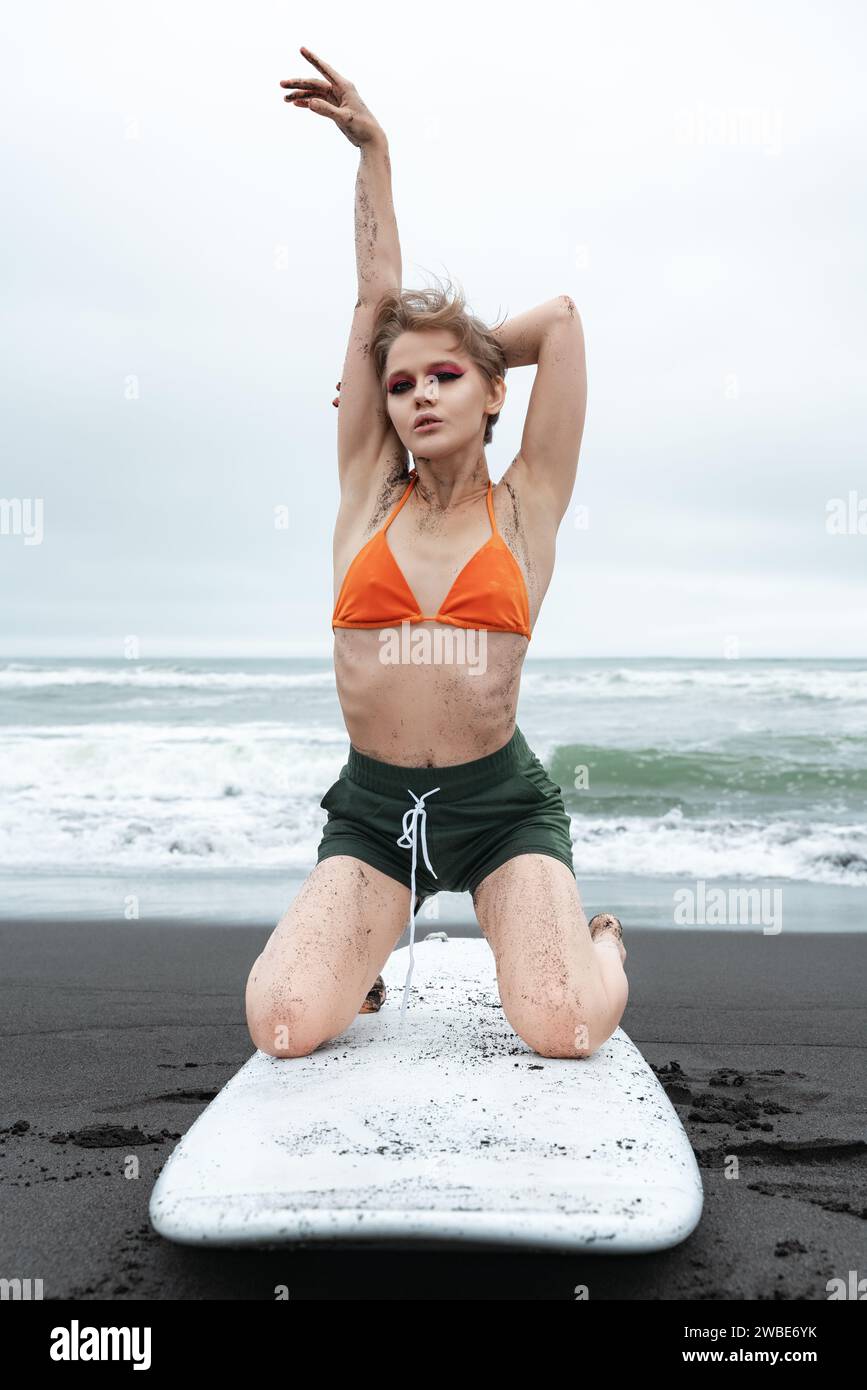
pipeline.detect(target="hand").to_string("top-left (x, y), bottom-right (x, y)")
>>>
top-left (332, 380), bottom-right (341, 408)
top-left (280, 47), bottom-right (386, 149)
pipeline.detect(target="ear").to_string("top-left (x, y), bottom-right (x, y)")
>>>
top-left (486, 375), bottom-right (507, 415)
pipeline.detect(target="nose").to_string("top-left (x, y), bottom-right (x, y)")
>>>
top-left (415, 374), bottom-right (440, 407)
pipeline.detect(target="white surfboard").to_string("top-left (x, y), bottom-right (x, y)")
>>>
top-left (149, 934), bottom-right (703, 1252)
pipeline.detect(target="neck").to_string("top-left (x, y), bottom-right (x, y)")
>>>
top-left (410, 456), bottom-right (490, 513)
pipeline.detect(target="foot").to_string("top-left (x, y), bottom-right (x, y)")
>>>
top-left (359, 974), bottom-right (386, 1014)
top-left (588, 912), bottom-right (626, 963)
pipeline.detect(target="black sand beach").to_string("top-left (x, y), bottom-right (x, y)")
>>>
top-left (1, 921), bottom-right (864, 1301)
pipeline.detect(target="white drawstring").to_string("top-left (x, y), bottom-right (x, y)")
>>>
top-left (395, 786), bottom-right (440, 1022)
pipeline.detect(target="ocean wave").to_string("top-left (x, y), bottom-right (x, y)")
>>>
top-left (0, 798), bottom-right (325, 873)
top-left (1, 661), bottom-right (865, 703)
top-left (0, 796), bottom-right (863, 886)
top-left (520, 665), bottom-right (867, 703)
top-left (0, 664), bottom-right (336, 690)
top-left (569, 814), bottom-right (867, 887)
top-left (0, 725), bottom-right (349, 806)
top-left (19, 724), bottom-right (862, 811)
top-left (551, 741), bottom-right (867, 801)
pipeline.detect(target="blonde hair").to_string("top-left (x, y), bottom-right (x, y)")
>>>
top-left (371, 274), bottom-right (507, 446)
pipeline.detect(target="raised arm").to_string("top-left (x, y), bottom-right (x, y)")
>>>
top-left (280, 48), bottom-right (404, 494)
top-left (336, 139), bottom-right (403, 485)
top-left (492, 295), bottom-right (587, 526)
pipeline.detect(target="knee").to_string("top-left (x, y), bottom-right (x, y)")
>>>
top-left (507, 990), bottom-right (616, 1060)
top-left (530, 1019), bottom-right (610, 1059)
top-left (245, 956), bottom-right (328, 1058)
top-left (247, 1005), bottom-right (326, 1058)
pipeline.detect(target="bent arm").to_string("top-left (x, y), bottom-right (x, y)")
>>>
top-left (490, 295), bottom-right (574, 368)
top-left (496, 295), bottom-right (586, 525)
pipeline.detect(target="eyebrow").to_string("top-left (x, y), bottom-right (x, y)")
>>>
top-left (385, 359), bottom-right (465, 388)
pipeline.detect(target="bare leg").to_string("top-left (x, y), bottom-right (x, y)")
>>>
top-left (245, 856), bottom-right (412, 1056)
top-left (472, 855), bottom-right (629, 1057)
top-left (588, 912), bottom-right (629, 1020)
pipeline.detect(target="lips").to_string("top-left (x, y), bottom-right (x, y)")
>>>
top-left (413, 413), bottom-right (442, 429)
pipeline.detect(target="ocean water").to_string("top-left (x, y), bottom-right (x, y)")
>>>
top-left (1, 657), bottom-right (864, 930)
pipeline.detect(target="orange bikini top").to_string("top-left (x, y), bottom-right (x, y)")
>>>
top-left (332, 472), bottom-right (532, 640)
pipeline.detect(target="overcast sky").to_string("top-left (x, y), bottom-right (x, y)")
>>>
top-left (2, 0), bottom-right (865, 658)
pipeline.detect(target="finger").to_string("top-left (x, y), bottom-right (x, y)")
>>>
top-left (278, 77), bottom-right (329, 90)
top-left (285, 92), bottom-right (339, 109)
top-left (281, 84), bottom-right (334, 102)
top-left (305, 98), bottom-right (348, 122)
top-left (300, 45), bottom-right (348, 88)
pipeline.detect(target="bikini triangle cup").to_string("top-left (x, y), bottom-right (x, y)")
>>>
top-left (331, 474), bottom-right (532, 1018)
top-left (331, 473), bottom-right (532, 639)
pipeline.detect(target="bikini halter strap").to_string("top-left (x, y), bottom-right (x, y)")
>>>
top-left (383, 473), bottom-right (418, 531)
top-left (386, 473), bottom-right (498, 538)
top-left (485, 478), bottom-right (499, 536)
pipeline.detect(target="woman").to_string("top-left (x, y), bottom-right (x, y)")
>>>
top-left (246, 46), bottom-right (627, 1056)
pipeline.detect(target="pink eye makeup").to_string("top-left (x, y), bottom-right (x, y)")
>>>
top-left (386, 362), bottom-right (465, 394)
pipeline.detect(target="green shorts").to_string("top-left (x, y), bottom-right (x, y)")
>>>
top-left (315, 724), bottom-right (575, 907)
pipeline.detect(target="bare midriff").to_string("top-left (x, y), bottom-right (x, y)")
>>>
top-left (332, 625), bottom-right (529, 766)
